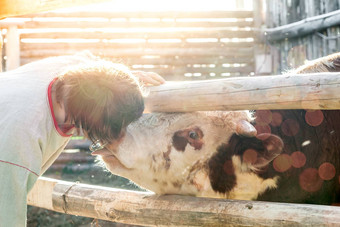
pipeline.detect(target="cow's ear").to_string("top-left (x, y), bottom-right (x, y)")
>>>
top-left (231, 133), bottom-right (284, 169)
top-left (251, 133), bottom-right (284, 168)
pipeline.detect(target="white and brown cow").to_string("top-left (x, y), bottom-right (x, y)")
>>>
top-left (94, 52), bottom-right (340, 205)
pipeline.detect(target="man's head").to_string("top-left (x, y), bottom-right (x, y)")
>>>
top-left (55, 60), bottom-right (144, 145)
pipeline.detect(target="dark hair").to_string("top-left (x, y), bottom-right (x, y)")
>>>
top-left (56, 60), bottom-right (144, 143)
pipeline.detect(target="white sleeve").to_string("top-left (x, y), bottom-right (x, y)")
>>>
top-left (0, 161), bottom-right (38, 227)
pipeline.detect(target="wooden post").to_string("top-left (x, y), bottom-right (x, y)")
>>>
top-left (27, 177), bottom-right (340, 226)
top-left (0, 32), bottom-right (3, 72)
top-left (144, 72), bottom-right (340, 112)
top-left (6, 25), bottom-right (20, 70)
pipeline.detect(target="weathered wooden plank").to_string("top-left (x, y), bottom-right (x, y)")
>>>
top-left (18, 11), bottom-right (254, 19)
top-left (27, 177), bottom-right (340, 226)
top-left (144, 72), bottom-right (340, 112)
top-left (131, 65), bottom-right (254, 75)
top-left (20, 29), bottom-right (254, 39)
top-left (0, 0), bottom-right (109, 19)
top-left (20, 41), bottom-right (254, 51)
top-left (18, 20), bottom-right (254, 29)
top-left (20, 56), bottom-right (254, 67)
top-left (20, 47), bottom-right (254, 58)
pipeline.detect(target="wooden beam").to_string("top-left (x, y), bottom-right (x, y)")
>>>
top-left (20, 29), bottom-right (253, 39)
top-left (5, 26), bottom-right (20, 70)
top-left (20, 47), bottom-right (254, 58)
top-left (17, 11), bottom-right (255, 19)
top-left (18, 20), bottom-right (254, 29)
top-left (0, 0), bottom-right (109, 19)
top-left (144, 72), bottom-right (340, 112)
top-left (0, 34), bottom-right (2, 72)
top-left (263, 9), bottom-right (340, 42)
top-left (20, 41), bottom-right (254, 51)
top-left (27, 177), bottom-right (340, 226)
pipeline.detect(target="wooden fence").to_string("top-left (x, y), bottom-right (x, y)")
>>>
top-left (28, 177), bottom-right (340, 227)
top-left (28, 72), bottom-right (340, 226)
top-left (259, 0), bottom-right (340, 73)
top-left (0, 10), bottom-right (255, 80)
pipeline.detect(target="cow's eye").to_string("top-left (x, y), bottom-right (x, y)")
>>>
top-left (189, 131), bottom-right (198, 139)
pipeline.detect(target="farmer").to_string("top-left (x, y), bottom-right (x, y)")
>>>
top-left (0, 52), bottom-right (165, 226)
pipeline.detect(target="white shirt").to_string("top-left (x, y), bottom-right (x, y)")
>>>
top-left (0, 53), bottom-right (94, 226)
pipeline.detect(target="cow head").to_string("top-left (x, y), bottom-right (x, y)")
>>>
top-left (94, 111), bottom-right (283, 200)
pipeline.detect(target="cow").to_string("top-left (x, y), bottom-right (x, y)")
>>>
top-left (93, 52), bottom-right (340, 205)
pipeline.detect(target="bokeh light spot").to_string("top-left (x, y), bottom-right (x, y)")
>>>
top-left (255, 110), bottom-right (272, 126)
top-left (299, 168), bottom-right (323, 192)
top-left (291, 151), bottom-right (306, 168)
top-left (281, 119), bottom-right (300, 136)
top-left (273, 154), bottom-right (292, 172)
top-left (243, 149), bottom-right (258, 165)
top-left (255, 124), bottom-right (271, 135)
top-left (305, 110), bottom-right (324, 127)
top-left (318, 162), bottom-right (336, 180)
top-left (223, 160), bottom-right (234, 176)
top-left (270, 112), bottom-right (283, 127)
top-left (256, 133), bottom-right (272, 141)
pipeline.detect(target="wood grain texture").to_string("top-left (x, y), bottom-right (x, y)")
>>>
top-left (144, 72), bottom-right (340, 112)
top-left (28, 177), bottom-right (340, 226)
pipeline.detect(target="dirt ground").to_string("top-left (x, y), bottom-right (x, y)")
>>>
top-left (27, 150), bottom-right (145, 227)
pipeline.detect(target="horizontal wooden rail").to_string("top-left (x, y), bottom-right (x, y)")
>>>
top-left (21, 56), bottom-right (254, 68)
top-left (27, 177), bottom-right (340, 226)
top-left (20, 42), bottom-right (254, 50)
top-left (19, 11), bottom-right (254, 19)
top-left (19, 20), bottom-right (254, 29)
top-left (20, 29), bottom-right (253, 39)
top-left (20, 47), bottom-right (254, 58)
top-left (144, 72), bottom-right (340, 112)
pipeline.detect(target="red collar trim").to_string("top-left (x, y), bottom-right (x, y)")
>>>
top-left (48, 78), bottom-right (73, 137)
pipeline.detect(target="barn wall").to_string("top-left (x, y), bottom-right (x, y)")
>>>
top-left (263, 0), bottom-right (340, 74)
top-left (0, 8), bottom-right (255, 80)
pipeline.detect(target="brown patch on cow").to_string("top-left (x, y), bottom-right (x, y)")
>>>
top-left (172, 127), bottom-right (204, 152)
top-left (163, 145), bottom-right (172, 170)
top-left (153, 179), bottom-right (158, 183)
top-left (172, 181), bottom-right (181, 188)
top-left (208, 142), bottom-right (236, 194)
top-left (186, 161), bottom-right (209, 192)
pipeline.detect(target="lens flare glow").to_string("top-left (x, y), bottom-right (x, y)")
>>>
top-left (305, 110), bottom-right (324, 127)
top-left (223, 160), bottom-right (234, 175)
top-left (273, 154), bottom-right (292, 172)
top-left (255, 125), bottom-right (271, 135)
top-left (255, 110), bottom-right (272, 126)
top-left (243, 149), bottom-right (258, 165)
top-left (270, 112), bottom-right (283, 127)
top-left (318, 162), bottom-right (336, 181)
top-left (299, 168), bottom-right (323, 192)
top-left (291, 151), bottom-right (306, 168)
